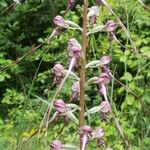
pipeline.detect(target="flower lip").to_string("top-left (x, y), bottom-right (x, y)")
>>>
top-left (53, 15), bottom-right (65, 27)
top-left (50, 139), bottom-right (62, 150)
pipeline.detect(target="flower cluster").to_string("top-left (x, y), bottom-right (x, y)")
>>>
top-left (48, 0), bottom-right (122, 149)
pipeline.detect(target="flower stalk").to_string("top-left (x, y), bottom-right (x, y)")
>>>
top-left (79, 0), bottom-right (88, 149)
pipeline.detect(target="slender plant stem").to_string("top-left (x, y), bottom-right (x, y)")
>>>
top-left (79, 0), bottom-right (87, 149)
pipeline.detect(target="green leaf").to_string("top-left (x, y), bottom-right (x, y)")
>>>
top-left (125, 94), bottom-right (135, 105)
top-left (31, 94), bottom-right (49, 105)
top-left (121, 72), bottom-right (132, 82)
top-left (85, 106), bottom-right (101, 115)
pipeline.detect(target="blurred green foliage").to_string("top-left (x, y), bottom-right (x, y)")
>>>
top-left (0, 0), bottom-right (150, 149)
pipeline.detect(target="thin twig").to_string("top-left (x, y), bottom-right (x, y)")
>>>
top-left (0, 43), bottom-right (43, 73)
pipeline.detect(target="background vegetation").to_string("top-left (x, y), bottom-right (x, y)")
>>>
top-left (0, 0), bottom-right (149, 149)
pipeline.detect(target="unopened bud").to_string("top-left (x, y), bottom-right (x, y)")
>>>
top-left (50, 139), bottom-right (62, 150)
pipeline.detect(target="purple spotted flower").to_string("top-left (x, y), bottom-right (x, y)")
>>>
top-left (71, 81), bottom-right (80, 101)
top-left (88, 6), bottom-right (99, 25)
top-left (95, 0), bottom-right (102, 6)
top-left (100, 101), bottom-right (110, 113)
top-left (103, 20), bottom-right (117, 32)
top-left (54, 64), bottom-right (64, 77)
top-left (53, 99), bottom-right (67, 114)
top-left (53, 15), bottom-right (65, 27)
top-left (97, 72), bottom-right (111, 102)
top-left (98, 56), bottom-right (112, 67)
top-left (50, 139), bottom-right (62, 150)
top-left (68, 38), bottom-right (81, 59)
top-left (68, 38), bottom-right (81, 69)
top-left (79, 125), bottom-right (92, 150)
top-left (98, 73), bottom-right (110, 85)
top-left (92, 128), bottom-right (104, 139)
top-left (92, 128), bottom-right (105, 146)
top-left (49, 64), bottom-right (64, 89)
top-left (100, 101), bottom-right (110, 121)
top-left (67, 0), bottom-right (76, 9)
